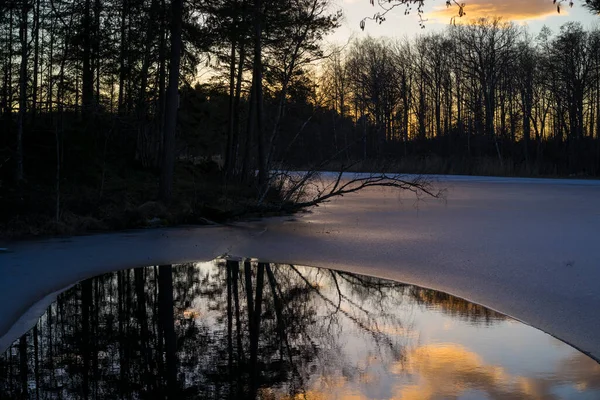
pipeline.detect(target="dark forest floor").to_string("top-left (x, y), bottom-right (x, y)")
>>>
top-left (0, 161), bottom-right (291, 240)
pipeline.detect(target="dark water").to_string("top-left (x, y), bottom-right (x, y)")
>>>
top-left (1, 261), bottom-right (599, 399)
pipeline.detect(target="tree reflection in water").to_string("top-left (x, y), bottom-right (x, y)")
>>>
top-left (0, 261), bottom-right (597, 400)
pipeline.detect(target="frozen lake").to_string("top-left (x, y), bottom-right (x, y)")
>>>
top-left (2, 174), bottom-right (600, 363)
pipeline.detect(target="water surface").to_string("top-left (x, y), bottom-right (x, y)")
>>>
top-left (1, 261), bottom-right (599, 399)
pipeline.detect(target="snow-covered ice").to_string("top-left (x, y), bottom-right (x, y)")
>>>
top-left (2, 174), bottom-right (600, 360)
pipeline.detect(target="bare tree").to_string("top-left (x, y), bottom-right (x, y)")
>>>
top-left (450, 18), bottom-right (520, 165)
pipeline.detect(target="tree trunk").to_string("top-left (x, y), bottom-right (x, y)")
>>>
top-left (226, 261), bottom-right (234, 378)
top-left (82, 0), bottom-right (94, 116)
top-left (158, 265), bottom-right (178, 399)
top-left (33, 325), bottom-right (39, 400)
top-left (249, 263), bottom-right (265, 397)
top-left (231, 41), bottom-right (246, 177)
top-left (3, 6), bottom-right (14, 120)
top-left (81, 280), bottom-right (92, 399)
top-left (252, 0), bottom-right (267, 188)
top-left (241, 73), bottom-right (255, 182)
top-left (47, 13), bottom-right (54, 116)
top-left (136, 0), bottom-right (161, 168)
top-left (19, 336), bottom-right (27, 398)
top-left (522, 92), bottom-right (531, 163)
top-left (156, 0), bottom-right (167, 168)
top-left (126, 11), bottom-right (134, 114)
top-left (118, 0), bottom-right (128, 115)
top-left (94, 0), bottom-right (101, 103)
top-left (134, 268), bottom-right (152, 391)
top-left (232, 262), bottom-right (243, 365)
top-left (31, 0), bottom-right (40, 121)
top-left (159, 0), bottom-right (183, 202)
top-left (225, 37), bottom-right (237, 177)
top-left (16, 0), bottom-right (28, 182)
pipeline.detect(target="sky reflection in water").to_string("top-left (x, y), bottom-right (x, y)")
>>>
top-left (1, 261), bottom-right (599, 399)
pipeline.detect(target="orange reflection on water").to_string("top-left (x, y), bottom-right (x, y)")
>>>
top-left (394, 343), bottom-right (519, 399)
top-left (391, 343), bottom-right (596, 400)
top-left (264, 375), bottom-right (371, 400)
top-left (275, 342), bottom-right (600, 400)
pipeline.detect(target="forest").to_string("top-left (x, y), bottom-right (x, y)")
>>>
top-left (318, 20), bottom-right (600, 176)
top-left (1, 0), bottom-right (599, 235)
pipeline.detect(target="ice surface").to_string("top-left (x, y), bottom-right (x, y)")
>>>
top-left (2, 174), bottom-right (600, 361)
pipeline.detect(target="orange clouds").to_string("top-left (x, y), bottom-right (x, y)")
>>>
top-left (430, 0), bottom-right (563, 22)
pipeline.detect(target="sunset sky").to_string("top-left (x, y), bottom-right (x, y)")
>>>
top-left (326, 0), bottom-right (600, 44)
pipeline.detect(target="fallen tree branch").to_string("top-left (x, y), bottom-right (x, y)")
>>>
top-left (288, 172), bottom-right (445, 209)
